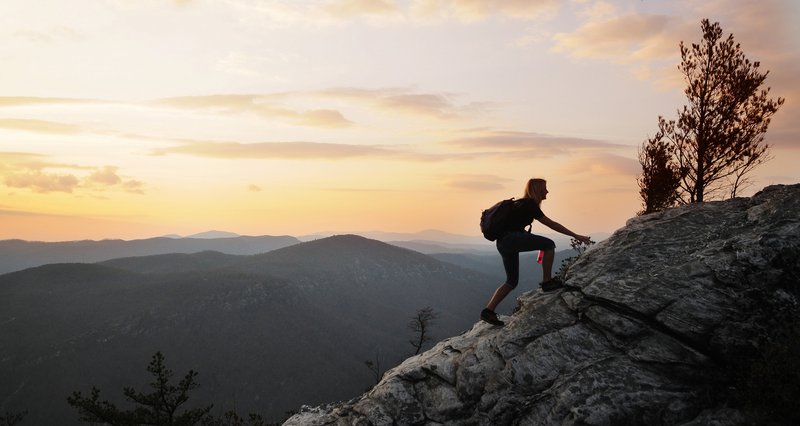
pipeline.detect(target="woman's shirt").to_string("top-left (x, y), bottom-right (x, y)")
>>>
top-left (506, 198), bottom-right (544, 232)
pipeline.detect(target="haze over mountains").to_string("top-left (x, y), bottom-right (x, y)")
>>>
top-left (0, 235), bottom-right (300, 275)
top-left (1, 234), bottom-right (552, 424)
top-left (0, 229), bottom-right (600, 276)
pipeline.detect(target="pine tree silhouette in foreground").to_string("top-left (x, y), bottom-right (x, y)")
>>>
top-left (67, 351), bottom-right (274, 426)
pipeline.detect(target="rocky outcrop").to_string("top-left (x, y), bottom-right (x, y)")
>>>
top-left (284, 184), bottom-right (800, 425)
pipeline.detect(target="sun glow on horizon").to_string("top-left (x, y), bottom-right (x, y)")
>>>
top-left (1, 0), bottom-right (798, 242)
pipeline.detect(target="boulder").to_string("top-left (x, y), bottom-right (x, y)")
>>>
top-left (284, 184), bottom-right (800, 425)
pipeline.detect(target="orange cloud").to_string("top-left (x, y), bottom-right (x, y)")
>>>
top-left (317, 87), bottom-right (490, 119)
top-left (152, 95), bottom-right (354, 128)
top-left (121, 180), bottom-right (145, 194)
top-left (151, 140), bottom-right (401, 160)
top-left (552, 14), bottom-right (690, 62)
top-left (0, 153), bottom-right (145, 194)
top-left (550, 4), bottom-right (798, 152)
top-left (150, 138), bottom-right (455, 162)
top-left (5, 171), bottom-right (80, 193)
top-left (561, 153), bottom-right (640, 177)
top-left (378, 93), bottom-right (459, 119)
top-left (87, 166), bottom-right (123, 186)
top-left (441, 130), bottom-right (625, 158)
top-left (224, 0), bottom-right (558, 26)
top-left (445, 174), bottom-right (512, 191)
top-left (410, 0), bottom-right (559, 22)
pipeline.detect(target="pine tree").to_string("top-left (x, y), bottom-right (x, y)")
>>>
top-left (652, 19), bottom-right (784, 203)
top-left (408, 307), bottom-right (437, 355)
top-left (637, 131), bottom-right (682, 215)
top-left (67, 352), bottom-right (211, 426)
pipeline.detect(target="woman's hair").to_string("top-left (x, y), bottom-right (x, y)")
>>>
top-left (523, 178), bottom-right (547, 206)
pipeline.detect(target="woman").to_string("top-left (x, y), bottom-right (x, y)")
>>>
top-left (480, 178), bottom-right (591, 326)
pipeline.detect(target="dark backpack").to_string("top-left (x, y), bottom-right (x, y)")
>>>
top-left (479, 198), bottom-right (516, 241)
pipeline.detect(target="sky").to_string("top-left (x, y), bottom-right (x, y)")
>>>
top-left (1, 0), bottom-right (798, 242)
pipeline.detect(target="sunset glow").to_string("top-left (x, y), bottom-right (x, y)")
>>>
top-left (1, 0), bottom-right (798, 241)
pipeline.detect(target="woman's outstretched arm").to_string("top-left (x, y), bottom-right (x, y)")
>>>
top-left (538, 215), bottom-right (591, 244)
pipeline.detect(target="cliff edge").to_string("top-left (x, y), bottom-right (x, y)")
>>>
top-left (284, 184), bottom-right (800, 425)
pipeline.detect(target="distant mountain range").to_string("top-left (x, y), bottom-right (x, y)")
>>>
top-left (0, 235), bottom-right (510, 425)
top-left (0, 229), bottom-right (607, 276)
top-left (0, 235), bottom-right (300, 275)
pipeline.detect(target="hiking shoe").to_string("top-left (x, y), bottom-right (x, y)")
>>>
top-left (480, 308), bottom-right (504, 326)
top-left (540, 278), bottom-right (564, 292)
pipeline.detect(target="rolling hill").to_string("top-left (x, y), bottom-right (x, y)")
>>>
top-left (0, 235), bottom-right (300, 275)
top-left (0, 235), bottom-right (501, 424)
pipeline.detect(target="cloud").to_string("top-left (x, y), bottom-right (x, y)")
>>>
top-left (151, 140), bottom-right (403, 160)
top-left (445, 174), bottom-right (512, 191)
top-left (378, 93), bottom-right (459, 119)
top-left (552, 14), bottom-right (690, 63)
top-left (548, 2), bottom-right (799, 152)
top-left (410, 0), bottom-right (560, 22)
top-left (248, 184), bottom-right (263, 192)
top-left (317, 87), bottom-right (490, 119)
top-left (149, 136), bottom-right (459, 162)
top-left (152, 88), bottom-right (489, 126)
top-left (85, 166), bottom-right (144, 194)
top-left (221, 0), bottom-right (402, 27)
top-left (299, 109), bottom-right (353, 127)
top-left (0, 208), bottom-right (42, 217)
top-left (561, 153), bottom-right (641, 177)
top-left (0, 152), bottom-right (145, 194)
top-left (121, 180), bottom-right (145, 194)
top-left (224, 0), bottom-right (559, 27)
top-left (5, 171), bottom-right (80, 193)
top-left (576, 0), bottom-right (616, 21)
top-left (152, 95), bottom-right (354, 128)
top-left (87, 166), bottom-right (123, 186)
top-left (441, 130), bottom-right (626, 158)
top-left (1, 89), bottom-right (487, 133)
top-left (551, 1), bottom-right (799, 88)
top-left (0, 118), bottom-right (83, 135)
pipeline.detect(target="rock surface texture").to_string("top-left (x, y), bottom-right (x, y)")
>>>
top-left (284, 185), bottom-right (800, 426)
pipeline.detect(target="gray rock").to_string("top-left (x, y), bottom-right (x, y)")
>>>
top-left (284, 184), bottom-right (800, 426)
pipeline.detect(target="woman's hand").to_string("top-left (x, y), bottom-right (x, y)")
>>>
top-left (574, 234), bottom-right (592, 244)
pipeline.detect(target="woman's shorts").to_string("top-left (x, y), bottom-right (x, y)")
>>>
top-left (496, 231), bottom-right (556, 288)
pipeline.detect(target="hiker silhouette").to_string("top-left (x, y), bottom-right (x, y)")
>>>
top-left (480, 178), bottom-right (590, 326)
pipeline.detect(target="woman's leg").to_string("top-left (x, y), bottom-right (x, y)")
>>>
top-left (486, 283), bottom-right (513, 311)
top-left (541, 248), bottom-right (555, 281)
top-left (484, 232), bottom-right (554, 316)
top-left (485, 238), bottom-right (520, 312)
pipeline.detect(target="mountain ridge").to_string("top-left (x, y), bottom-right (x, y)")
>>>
top-left (284, 184), bottom-right (800, 425)
top-left (0, 234), bottom-right (301, 275)
top-left (0, 234), bottom-right (502, 425)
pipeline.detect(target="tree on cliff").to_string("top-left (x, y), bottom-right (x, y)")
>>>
top-left (641, 19), bottom-right (783, 204)
top-left (408, 307), bottom-right (438, 355)
top-left (637, 133), bottom-right (682, 215)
